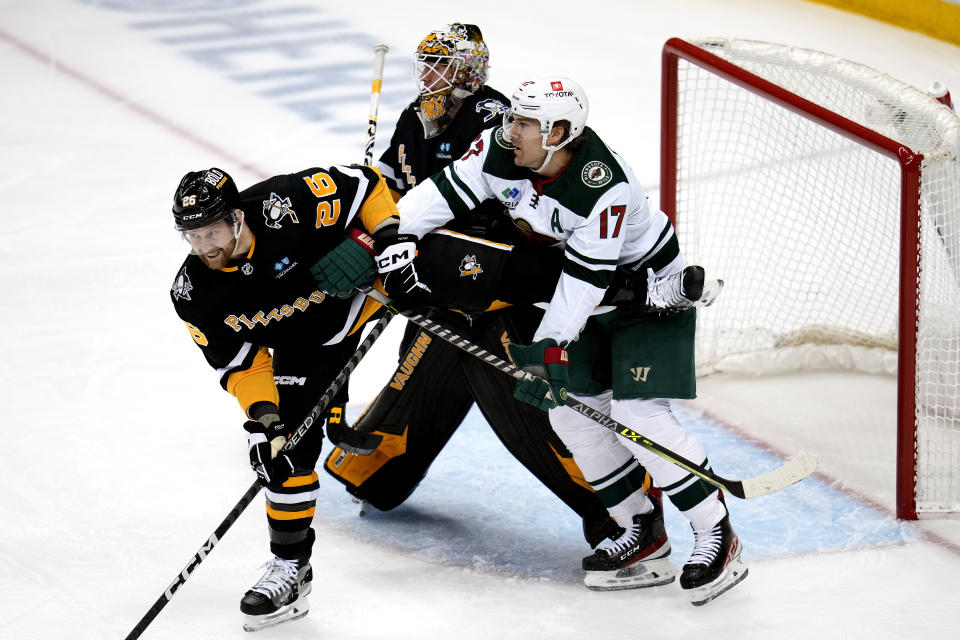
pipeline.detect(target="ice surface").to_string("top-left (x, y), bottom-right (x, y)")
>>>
top-left (2, 1), bottom-right (959, 638)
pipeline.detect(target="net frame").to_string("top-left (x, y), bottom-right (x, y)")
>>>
top-left (661, 37), bottom-right (960, 520)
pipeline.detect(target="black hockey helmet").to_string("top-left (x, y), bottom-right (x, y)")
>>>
top-left (172, 168), bottom-right (240, 231)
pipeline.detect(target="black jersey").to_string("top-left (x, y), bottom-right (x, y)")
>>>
top-left (376, 86), bottom-right (509, 197)
top-left (377, 86), bottom-right (528, 242)
top-left (170, 164), bottom-right (393, 394)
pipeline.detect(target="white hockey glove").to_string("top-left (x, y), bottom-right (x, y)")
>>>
top-left (375, 233), bottom-right (432, 307)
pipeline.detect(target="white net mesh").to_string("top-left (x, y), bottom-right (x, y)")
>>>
top-left (671, 38), bottom-right (960, 514)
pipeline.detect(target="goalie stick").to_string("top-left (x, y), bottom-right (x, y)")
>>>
top-left (124, 311), bottom-right (394, 640)
top-left (363, 44), bottom-right (389, 167)
top-left (362, 288), bottom-right (817, 500)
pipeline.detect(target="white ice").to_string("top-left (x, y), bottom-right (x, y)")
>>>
top-left (2, 1), bottom-right (960, 638)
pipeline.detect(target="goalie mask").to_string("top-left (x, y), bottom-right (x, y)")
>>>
top-left (503, 76), bottom-right (589, 172)
top-left (414, 22), bottom-right (490, 139)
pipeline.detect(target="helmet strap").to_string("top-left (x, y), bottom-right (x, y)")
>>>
top-left (232, 209), bottom-right (244, 242)
top-left (535, 147), bottom-right (557, 174)
top-left (535, 125), bottom-right (573, 174)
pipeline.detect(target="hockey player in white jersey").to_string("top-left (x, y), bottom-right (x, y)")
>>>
top-left (374, 76), bottom-right (746, 605)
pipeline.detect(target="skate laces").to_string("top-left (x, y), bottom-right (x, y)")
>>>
top-left (598, 521), bottom-right (641, 556)
top-left (251, 557), bottom-right (300, 598)
top-left (646, 268), bottom-right (688, 308)
top-left (687, 523), bottom-right (723, 565)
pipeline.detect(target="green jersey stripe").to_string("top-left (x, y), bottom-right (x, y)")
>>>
top-left (429, 170), bottom-right (472, 217)
top-left (447, 164), bottom-right (482, 208)
top-left (590, 457), bottom-right (641, 488)
top-left (644, 233), bottom-right (681, 272)
top-left (566, 244), bottom-right (619, 266)
top-left (564, 259), bottom-right (615, 289)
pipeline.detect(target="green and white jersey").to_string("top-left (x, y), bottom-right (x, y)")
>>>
top-left (397, 126), bottom-right (684, 344)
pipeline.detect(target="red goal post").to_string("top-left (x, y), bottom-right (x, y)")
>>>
top-left (661, 37), bottom-right (960, 519)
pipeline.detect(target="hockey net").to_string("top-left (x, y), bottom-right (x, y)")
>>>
top-left (661, 38), bottom-right (960, 519)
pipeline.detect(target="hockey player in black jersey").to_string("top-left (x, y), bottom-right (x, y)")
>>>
top-left (323, 23), bottom-right (623, 552)
top-left (169, 164), bottom-right (397, 631)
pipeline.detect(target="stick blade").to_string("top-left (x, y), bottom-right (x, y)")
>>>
top-left (738, 453), bottom-right (819, 499)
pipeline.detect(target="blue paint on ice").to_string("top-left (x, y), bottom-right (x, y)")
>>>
top-left (312, 404), bottom-right (922, 582)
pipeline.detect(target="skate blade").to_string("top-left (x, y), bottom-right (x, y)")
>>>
top-left (584, 557), bottom-right (676, 591)
top-left (242, 597), bottom-right (309, 632)
top-left (686, 556), bottom-right (748, 606)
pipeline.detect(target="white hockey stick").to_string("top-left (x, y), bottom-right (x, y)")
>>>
top-left (363, 44), bottom-right (389, 167)
top-left (362, 288), bottom-right (817, 499)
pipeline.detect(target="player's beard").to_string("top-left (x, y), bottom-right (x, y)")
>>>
top-left (199, 237), bottom-right (238, 270)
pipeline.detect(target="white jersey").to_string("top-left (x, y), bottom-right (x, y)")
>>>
top-left (397, 126), bottom-right (684, 344)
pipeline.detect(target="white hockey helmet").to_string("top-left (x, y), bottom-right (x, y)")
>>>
top-left (506, 76), bottom-right (589, 152)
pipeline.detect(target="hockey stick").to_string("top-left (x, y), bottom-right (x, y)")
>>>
top-left (124, 311), bottom-right (394, 640)
top-left (363, 43), bottom-right (389, 167)
top-left (362, 288), bottom-right (816, 500)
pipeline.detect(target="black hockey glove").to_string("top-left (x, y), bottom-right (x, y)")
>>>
top-left (243, 413), bottom-right (296, 487)
top-left (375, 232), bottom-right (432, 308)
top-left (506, 339), bottom-right (569, 411)
top-left (310, 228), bottom-right (378, 296)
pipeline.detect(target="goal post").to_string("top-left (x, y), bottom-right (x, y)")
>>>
top-left (661, 37), bottom-right (960, 519)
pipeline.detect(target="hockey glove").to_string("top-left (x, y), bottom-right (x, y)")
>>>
top-left (310, 228), bottom-right (377, 296)
top-left (243, 413), bottom-right (296, 487)
top-left (506, 338), bottom-right (569, 411)
top-left (376, 233), bottom-right (432, 308)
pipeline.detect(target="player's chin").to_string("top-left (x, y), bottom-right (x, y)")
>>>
top-left (199, 250), bottom-right (227, 269)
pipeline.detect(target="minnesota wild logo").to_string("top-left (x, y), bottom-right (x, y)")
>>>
top-left (494, 126), bottom-right (514, 149)
top-left (581, 160), bottom-right (613, 188)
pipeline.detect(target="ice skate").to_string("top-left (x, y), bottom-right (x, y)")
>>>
top-left (680, 514), bottom-right (748, 606)
top-left (581, 489), bottom-right (675, 590)
top-left (647, 265), bottom-right (723, 310)
top-left (240, 556), bottom-right (312, 632)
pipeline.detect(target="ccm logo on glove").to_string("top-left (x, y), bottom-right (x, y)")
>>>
top-left (375, 234), bottom-right (418, 273)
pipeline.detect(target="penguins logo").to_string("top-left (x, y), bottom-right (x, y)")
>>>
top-left (459, 255), bottom-right (483, 280)
top-left (172, 268), bottom-right (193, 301)
top-left (263, 192), bottom-right (299, 229)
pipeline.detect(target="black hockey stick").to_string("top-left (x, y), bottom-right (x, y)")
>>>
top-left (362, 288), bottom-right (816, 500)
top-left (124, 311), bottom-right (393, 640)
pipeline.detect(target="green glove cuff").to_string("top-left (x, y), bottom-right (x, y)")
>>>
top-left (311, 230), bottom-right (377, 295)
top-left (507, 339), bottom-right (569, 410)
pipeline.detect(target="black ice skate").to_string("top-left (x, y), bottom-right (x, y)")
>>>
top-left (581, 489), bottom-right (675, 590)
top-left (679, 514), bottom-right (748, 606)
top-left (240, 556), bottom-right (312, 632)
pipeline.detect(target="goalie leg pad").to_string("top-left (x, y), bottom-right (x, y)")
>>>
top-left (464, 309), bottom-right (619, 547)
top-left (324, 324), bottom-right (473, 511)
